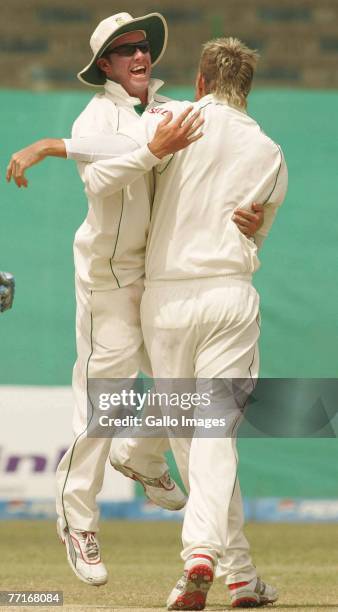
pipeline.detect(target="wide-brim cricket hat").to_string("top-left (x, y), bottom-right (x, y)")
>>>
top-left (78, 12), bottom-right (168, 87)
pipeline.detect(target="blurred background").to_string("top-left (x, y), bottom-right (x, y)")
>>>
top-left (1, 0), bottom-right (338, 524)
top-left (2, 0), bottom-right (338, 89)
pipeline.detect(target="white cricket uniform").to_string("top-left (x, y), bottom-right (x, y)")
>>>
top-left (57, 79), bottom-right (172, 533)
top-left (65, 94), bottom-right (288, 579)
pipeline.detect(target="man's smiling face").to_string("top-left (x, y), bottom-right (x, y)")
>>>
top-left (97, 31), bottom-right (151, 103)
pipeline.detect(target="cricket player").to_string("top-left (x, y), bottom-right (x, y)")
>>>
top-left (7, 27), bottom-right (271, 609)
top-left (5, 12), bottom-right (203, 587)
top-left (32, 38), bottom-right (286, 609)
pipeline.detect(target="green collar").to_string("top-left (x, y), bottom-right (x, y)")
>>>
top-left (134, 103), bottom-right (147, 116)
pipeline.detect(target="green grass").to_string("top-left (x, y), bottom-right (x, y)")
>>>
top-left (1, 521), bottom-right (338, 610)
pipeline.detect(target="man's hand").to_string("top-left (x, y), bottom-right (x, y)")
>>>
top-left (6, 139), bottom-right (66, 188)
top-left (232, 203), bottom-right (264, 238)
top-left (148, 106), bottom-right (204, 159)
top-left (0, 271), bottom-right (15, 313)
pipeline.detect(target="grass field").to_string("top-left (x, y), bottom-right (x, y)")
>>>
top-left (1, 521), bottom-right (338, 611)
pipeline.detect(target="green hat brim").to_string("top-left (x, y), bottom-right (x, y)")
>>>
top-left (78, 13), bottom-right (168, 87)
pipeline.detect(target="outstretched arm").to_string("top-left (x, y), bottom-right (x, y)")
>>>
top-left (6, 139), bottom-right (66, 187)
top-left (82, 109), bottom-right (204, 197)
top-left (6, 107), bottom-right (203, 189)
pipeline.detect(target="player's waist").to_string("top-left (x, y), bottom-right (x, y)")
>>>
top-left (145, 273), bottom-right (252, 289)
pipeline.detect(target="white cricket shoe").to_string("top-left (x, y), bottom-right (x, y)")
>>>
top-left (167, 555), bottom-right (214, 610)
top-left (57, 519), bottom-right (108, 586)
top-left (229, 576), bottom-right (278, 608)
top-left (110, 458), bottom-right (187, 511)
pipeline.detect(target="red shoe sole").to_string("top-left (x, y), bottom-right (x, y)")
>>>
top-left (171, 564), bottom-right (213, 610)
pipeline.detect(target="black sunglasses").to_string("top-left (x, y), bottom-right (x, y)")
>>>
top-left (105, 40), bottom-right (151, 57)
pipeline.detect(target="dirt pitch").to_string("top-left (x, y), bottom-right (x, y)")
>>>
top-left (1, 521), bottom-right (338, 611)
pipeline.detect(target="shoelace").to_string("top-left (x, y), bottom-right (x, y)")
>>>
top-left (176, 574), bottom-right (188, 592)
top-left (83, 532), bottom-right (100, 561)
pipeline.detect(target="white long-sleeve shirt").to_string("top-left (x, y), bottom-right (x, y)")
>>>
top-left (70, 78), bottom-right (169, 289)
top-left (66, 94), bottom-right (288, 284)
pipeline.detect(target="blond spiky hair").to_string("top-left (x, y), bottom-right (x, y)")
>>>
top-left (199, 37), bottom-right (259, 109)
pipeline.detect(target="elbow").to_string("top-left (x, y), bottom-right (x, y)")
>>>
top-left (84, 178), bottom-right (118, 198)
top-left (84, 178), bottom-right (101, 196)
top-left (83, 166), bottom-right (121, 197)
top-left (83, 166), bottom-right (96, 194)
top-left (84, 167), bottom-right (108, 197)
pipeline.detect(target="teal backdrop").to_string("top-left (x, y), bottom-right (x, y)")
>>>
top-left (1, 87), bottom-right (337, 498)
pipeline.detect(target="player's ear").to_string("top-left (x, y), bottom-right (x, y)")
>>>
top-left (195, 72), bottom-right (206, 100)
top-left (96, 57), bottom-right (111, 78)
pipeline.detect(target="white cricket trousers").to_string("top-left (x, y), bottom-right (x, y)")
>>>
top-left (56, 276), bottom-right (169, 532)
top-left (141, 277), bottom-right (260, 582)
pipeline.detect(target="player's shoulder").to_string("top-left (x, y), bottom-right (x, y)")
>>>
top-left (234, 109), bottom-right (285, 161)
top-left (72, 92), bottom-right (103, 129)
top-left (72, 91), bottom-right (117, 136)
top-left (254, 122), bottom-right (285, 161)
top-left (254, 130), bottom-right (287, 178)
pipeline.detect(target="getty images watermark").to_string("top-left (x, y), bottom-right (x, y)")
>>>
top-left (98, 387), bottom-right (226, 430)
top-left (86, 378), bottom-right (338, 439)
